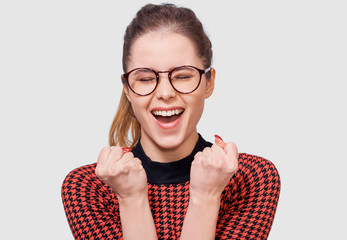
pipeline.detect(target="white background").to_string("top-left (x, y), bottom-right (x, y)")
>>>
top-left (1, 0), bottom-right (346, 239)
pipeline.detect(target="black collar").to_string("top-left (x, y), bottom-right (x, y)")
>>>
top-left (132, 134), bottom-right (212, 184)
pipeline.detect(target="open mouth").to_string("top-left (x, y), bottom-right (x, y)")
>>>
top-left (152, 109), bottom-right (184, 123)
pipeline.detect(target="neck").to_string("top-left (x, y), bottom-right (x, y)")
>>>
top-left (140, 132), bottom-right (199, 163)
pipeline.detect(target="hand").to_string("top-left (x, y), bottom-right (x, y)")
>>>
top-left (190, 135), bottom-right (239, 201)
top-left (95, 146), bottom-right (148, 200)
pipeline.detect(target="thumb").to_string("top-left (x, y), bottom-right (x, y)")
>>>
top-left (214, 134), bottom-right (226, 149)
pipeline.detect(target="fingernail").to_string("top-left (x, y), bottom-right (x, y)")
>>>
top-left (214, 134), bottom-right (223, 141)
top-left (122, 147), bottom-right (132, 153)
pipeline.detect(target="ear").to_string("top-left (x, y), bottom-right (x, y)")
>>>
top-left (122, 76), bottom-right (132, 102)
top-left (205, 68), bottom-right (216, 98)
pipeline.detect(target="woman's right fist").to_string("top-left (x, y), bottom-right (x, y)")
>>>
top-left (95, 146), bottom-right (148, 200)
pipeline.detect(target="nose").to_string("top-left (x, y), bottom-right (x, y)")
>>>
top-left (154, 73), bottom-right (176, 100)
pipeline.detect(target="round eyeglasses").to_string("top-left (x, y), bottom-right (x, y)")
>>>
top-left (122, 65), bottom-right (211, 96)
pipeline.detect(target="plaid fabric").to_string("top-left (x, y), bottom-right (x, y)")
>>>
top-left (62, 153), bottom-right (280, 239)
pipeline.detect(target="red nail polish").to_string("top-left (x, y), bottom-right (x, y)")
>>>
top-left (122, 147), bottom-right (132, 153)
top-left (214, 134), bottom-right (223, 141)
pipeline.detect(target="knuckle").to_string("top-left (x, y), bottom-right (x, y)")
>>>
top-left (203, 147), bottom-right (210, 154)
top-left (95, 166), bottom-right (107, 178)
top-left (211, 144), bottom-right (219, 151)
top-left (107, 165), bottom-right (116, 176)
top-left (97, 147), bottom-right (110, 160)
top-left (201, 156), bottom-right (211, 166)
top-left (125, 152), bottom-right (135, 158)
top-left (194, 152), bottom-right (202, 160)
top-left (226, 161), bottom-right (238, 173)
top-left (135, 159), bottom-right (143, 168)
top-left (128, 160), bottom-right (137, 168)
top-left (117, 164), bottom-right (128, 174)
top-left (102, 146), bottom-right (110, 151)
top-left (215, 159), bottom-right (223, 169)
top-left (95, 167), bottom-right (101, 177)
top-left (111, 146), bottom-right (123, 154)
top-left (228, 141), bottom-right (238, 151)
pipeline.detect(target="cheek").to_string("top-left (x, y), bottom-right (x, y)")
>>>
top-left (131, 102), bottom-right (144, 117)
top-left (129, 96), bottom-right (150, 121)
top-left (188, 94), bottom-right (206, 120)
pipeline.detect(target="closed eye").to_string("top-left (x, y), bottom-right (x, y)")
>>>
top-left (173, 75), bottom-right (192, 80)
top-left (138, 78), bottom-right (156, 82)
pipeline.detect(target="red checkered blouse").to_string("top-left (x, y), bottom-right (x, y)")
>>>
top-left (62, 135), bottom-right (280, 239)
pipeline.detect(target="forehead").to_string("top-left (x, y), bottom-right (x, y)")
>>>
top-left (128, 31), bottom-right (202, 70)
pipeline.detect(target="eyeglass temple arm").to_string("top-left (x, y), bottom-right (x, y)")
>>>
top-left (204, 67), bottom-right (212, 73)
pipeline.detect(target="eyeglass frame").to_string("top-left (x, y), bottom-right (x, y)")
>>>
top-left (122, 65), bottom-right (212, 96)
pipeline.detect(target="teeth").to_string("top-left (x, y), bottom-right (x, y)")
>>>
top-left (152, 109), bottom-right (183, 117)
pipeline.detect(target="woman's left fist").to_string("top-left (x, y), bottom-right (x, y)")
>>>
top-left (190, 135), bottom-right (239, 200)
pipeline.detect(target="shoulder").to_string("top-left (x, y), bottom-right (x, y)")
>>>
top-left (221, 153), bottom-right (281, 206)
top-left (61, 163), bottom-right (111, 197)
top-left (238, 153), bottom-right (280, 180)
top-left (232, 153), bottom-right (281, 193)
top-left (218, 154), bottom-right (281, 239)
top-left (61, 164), bottom-right (121, 239)
top-left (62, 163), bottom-right (97, 186)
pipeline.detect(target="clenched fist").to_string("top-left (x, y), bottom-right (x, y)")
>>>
top-left (95, 146), bottom-right (148, 200)
top-left (190, 135), bottom-right (239, 201)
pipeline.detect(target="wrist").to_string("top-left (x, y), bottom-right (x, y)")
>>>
top-left (189, 193), bottom-right (221, 208)
top-left (117, 193), bottom-right (149, 210)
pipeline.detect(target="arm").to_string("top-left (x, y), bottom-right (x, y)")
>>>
top-left (117, 196), bottom-right (157, 239)
top-left (62, 146), bottom-right (158, 240)
top-left (180, 194), bottom-right (221, 239)
top-left (95, 146), bottom-right (158, 240)
top-left (180, 135), bottom-right (238, 239)
top-left (61, 164), bottom-right (123, 239)
top-left (215, 154), bottom-right (281, 239)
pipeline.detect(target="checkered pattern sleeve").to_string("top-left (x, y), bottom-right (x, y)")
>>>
top-left (61, 164), bottom-right (123, 240)
top-left (215, 153), bottom-right (281, 239)
top-left (61, 153), bottom-right (280, 239)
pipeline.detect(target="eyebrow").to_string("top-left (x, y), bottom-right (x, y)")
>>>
top-left (132, 68), bottom-right (154, 75)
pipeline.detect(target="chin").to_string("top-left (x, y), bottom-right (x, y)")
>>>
top-left (154, 127), bottom-right (198, 151)
top-left (153, 132), bottom-right (185, 150)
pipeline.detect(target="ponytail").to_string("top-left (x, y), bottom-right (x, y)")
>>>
top-left (108, 91), bottom-right (141, 148)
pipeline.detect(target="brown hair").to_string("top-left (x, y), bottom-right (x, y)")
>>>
top-left (109, 3), bottom-right (213, 148)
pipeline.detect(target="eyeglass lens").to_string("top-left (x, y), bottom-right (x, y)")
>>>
top-left (128, 66), bottom-right (201, 95)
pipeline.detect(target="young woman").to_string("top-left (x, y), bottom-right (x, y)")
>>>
top-left (62, 3), bottom-right (280, 240)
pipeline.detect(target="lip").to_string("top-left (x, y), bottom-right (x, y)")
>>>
top-left (151, 106), bottom-right (185, 129)
top-left (151, 106), bottom-right (185, 112)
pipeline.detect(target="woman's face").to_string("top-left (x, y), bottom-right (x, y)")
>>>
top-left (124, 31), bottom-right (215, 153)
